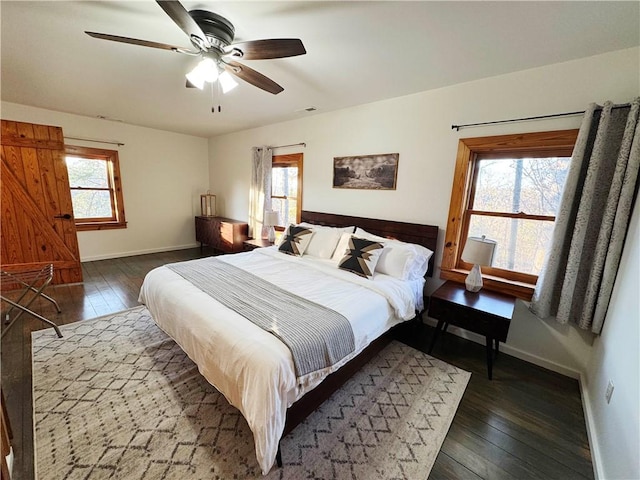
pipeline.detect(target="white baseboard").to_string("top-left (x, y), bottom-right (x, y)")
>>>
top-left (80, 243), bottom-right (199, 262)
top-left (579, 374), bottom-right (603, 480)
top-left (421, 317), bottom-right (582, 379)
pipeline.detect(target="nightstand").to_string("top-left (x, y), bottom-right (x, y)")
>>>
top-left (243, 238), bottom-right (274, 251)
top-left (427, 281), bottom-right (515, 380)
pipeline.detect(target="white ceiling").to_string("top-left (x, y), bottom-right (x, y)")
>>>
top-left (2, 1), bottom-right (639, 138)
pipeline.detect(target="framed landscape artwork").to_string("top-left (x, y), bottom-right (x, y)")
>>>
top-left (333, 153), bottom-right (399, 190)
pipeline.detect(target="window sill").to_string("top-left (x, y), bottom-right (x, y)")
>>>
top-left (440, 268), bottom-right (534, 301)
top-left (75, 221), bottom-right (127, 232)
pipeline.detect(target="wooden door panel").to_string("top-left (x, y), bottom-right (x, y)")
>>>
top-left (2, 162), bottom-right (71, 261)
top-left (0, 188), bottom-right (23, 266)
top-left (32, 123), bottom-right (50, 140)
top-left (2, 145), bottom-right (26, 186)
top-left (16, 121), bottom-right (34, 139)
top-left (1, 120), bottom-right (83, 285)
top-left (23, 148), bottom-right (46, 213)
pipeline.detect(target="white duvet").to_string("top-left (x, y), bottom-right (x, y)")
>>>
top-left (138, 247), bottom-right (423, 474)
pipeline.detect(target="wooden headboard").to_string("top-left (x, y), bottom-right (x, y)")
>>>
top-left (300, 210), bottom-right (439, 277)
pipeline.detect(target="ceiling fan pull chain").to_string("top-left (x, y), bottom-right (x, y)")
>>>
top-left (210, 81), bottom-right (216, 114)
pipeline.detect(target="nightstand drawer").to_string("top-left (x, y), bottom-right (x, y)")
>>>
top-left (243, 238), bottom-right (274, 251)
top-left (429, 298), bottom-right (492, 335)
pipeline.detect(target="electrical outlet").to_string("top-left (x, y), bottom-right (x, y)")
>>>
top-left (605, 380), bottom-right (614, 404)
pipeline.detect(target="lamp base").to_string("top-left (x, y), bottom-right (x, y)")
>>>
top-left (267, 226), bottom-right (276, 243)
top-left (465, 264), bottom-right (483, 292)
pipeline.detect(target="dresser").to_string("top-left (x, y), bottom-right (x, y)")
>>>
top-left (195, 216), bottom-right (248, 253)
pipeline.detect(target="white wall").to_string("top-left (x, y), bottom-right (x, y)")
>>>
top-left (1, 102), bottom-right (209, 261)
top-left (208, 48), bottom-right (640, 478)
top-left (209, 47), bottom-right (639, 377)
top-left (583, 193), bottom-right (640, 480)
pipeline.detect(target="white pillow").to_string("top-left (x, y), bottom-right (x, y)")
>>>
top-left (298, 223), bottom-right (355, 259)
top-left (354, 228), bottom-right (433, 280)
top-left (299, 222), bottom-right (354, 234)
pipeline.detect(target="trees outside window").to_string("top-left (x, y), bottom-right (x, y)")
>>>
top-left (65, 145), bottom-right (126, 231)
top-left (271, 153), bottom-right (303, 229)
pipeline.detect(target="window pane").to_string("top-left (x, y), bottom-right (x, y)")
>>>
top-left (272, 166), bottom-right (298, 198)
top-left (467, 214), bottom-right (555, 275)
top-left (272, 197), bottom-right (297, 227)
top-left (473, 157), bottom-right (570, 216)
top-left (70, 190), bottom-right (113, 219)
top-left (66, 156), bottom-right (109, 188)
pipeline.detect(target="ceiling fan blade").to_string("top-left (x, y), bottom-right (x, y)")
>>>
top-left (224, 61), bottom-right (284, 95)
top-left (226, 39), bottom-right (306, 60)
top-left (156, 0), bottom-right (211, 49)
top-left (85, 31), bottom-right (195, 53)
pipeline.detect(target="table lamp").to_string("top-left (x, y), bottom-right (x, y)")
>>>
top-left (461, 235), bottom-right (497, 292)
top-left (263, 210), bottom-right (280, 243)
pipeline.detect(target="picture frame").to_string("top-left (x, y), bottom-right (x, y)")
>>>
top-left (333, 153), bottom-right (399, 190)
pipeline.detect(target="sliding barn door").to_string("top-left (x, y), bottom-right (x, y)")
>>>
top-left (1, 120), bottom-right (83, 285)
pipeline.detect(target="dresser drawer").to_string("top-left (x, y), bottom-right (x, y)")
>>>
top-left (195, 216), bottom-right (248, 253)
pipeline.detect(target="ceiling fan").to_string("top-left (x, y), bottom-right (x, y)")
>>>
top-left (85, 0), bottom-right (306, 96)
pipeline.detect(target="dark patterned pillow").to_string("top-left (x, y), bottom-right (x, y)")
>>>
top-left (337, 236), bottom-right (384, 278)
top-left (278, 225), bottom-right (314, 256)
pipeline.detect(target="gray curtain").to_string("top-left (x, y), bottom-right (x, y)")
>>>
top-left (248, 146), bottom-right (272, 239)
top-left (530, 98), bottom-right (640, 334)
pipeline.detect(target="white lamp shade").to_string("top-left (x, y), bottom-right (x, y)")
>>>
top-left (219, 71), bottom-right (238, 94)
top-left (263, 210), bottom-right (280, 227)
top-left (461, 236), bottom-right (496, 267)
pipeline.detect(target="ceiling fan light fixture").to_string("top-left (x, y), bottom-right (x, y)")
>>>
top-left (87, 1), bottom-right (306, 99)
top-left (219, 71), bottom-right (238, 94)
top-left (185, 58), bottom-right (220, 90)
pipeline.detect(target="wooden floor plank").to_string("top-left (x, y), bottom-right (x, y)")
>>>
top-left (439, 435), bottom-right (519, 480)
top-left (429, 451), bottom-right (483, 480)
top-left (1, 248), bottom-right (594, 480)
top-left (453, 409), bottom-right (590, 479)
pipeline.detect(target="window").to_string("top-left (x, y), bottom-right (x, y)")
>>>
top-left (441, 130), bottom-right (578, 299)
top-left (65, 145), bottom-right (127, 231)
top-left (271, 153), bottom-right (303, 229)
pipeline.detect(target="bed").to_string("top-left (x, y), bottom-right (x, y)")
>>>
top-left (138, 211), bottom-right (439, 474)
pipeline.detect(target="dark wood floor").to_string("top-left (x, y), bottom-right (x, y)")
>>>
top-left (1, 248), bottom-right (594, 480)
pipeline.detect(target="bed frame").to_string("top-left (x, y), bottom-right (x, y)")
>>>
top-left (276, 210), bottom-right (439, 466)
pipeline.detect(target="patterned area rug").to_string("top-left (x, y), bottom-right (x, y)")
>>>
top-left (32, 306), bottom-right (470, 479)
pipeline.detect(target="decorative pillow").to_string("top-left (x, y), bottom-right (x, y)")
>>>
top-left (331, 232), bottom-right (353, 262)
top-left (337, 236), bottom-right (384, 278)
top-left (278, 225), bottom-right (314, 256)
top-left (295, 223), bottom-right (355, 259)
top-left (277, 224), bottom-right (291, 246)
top-left (354, 227), bottom-right (433, 280)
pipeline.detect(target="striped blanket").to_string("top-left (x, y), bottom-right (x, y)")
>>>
top-left (166, 258), bottom-right (355, 378)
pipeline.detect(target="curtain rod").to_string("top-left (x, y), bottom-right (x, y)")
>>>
top-left (257, 142), bottom-right (306, 151)
top-left (65, 136), bottom-right (125, 146)
top-left (451, 103), bottom-right (632, 132)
